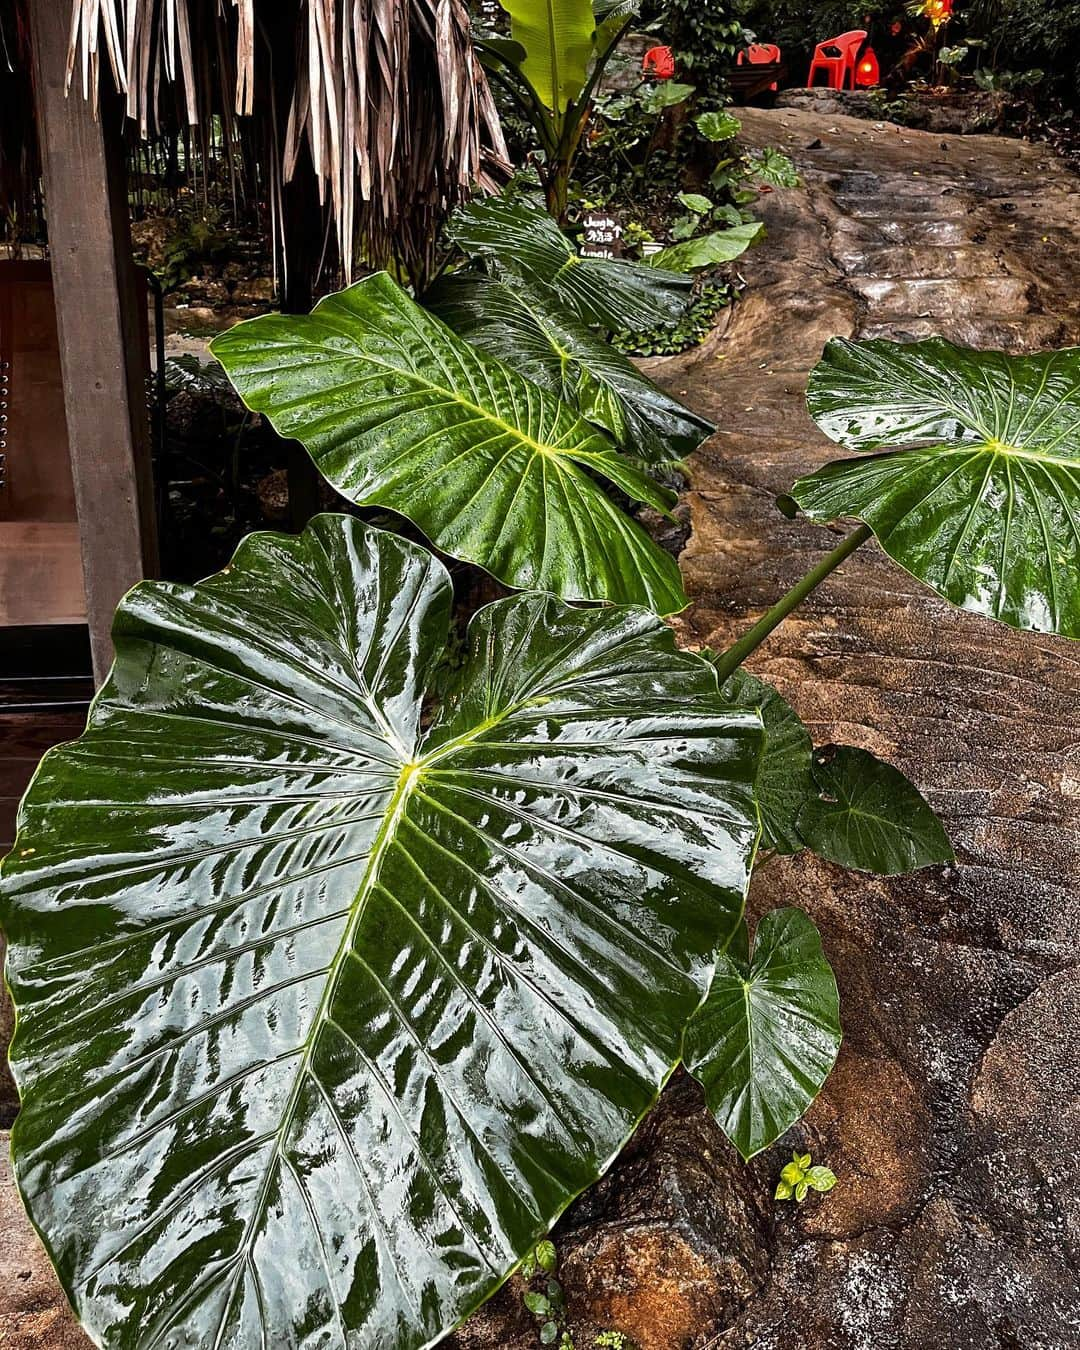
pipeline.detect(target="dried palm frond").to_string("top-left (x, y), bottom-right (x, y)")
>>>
top-left (64, 0), bottom-right (507, 287)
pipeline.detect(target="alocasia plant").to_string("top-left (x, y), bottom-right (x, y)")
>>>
top-left (794, 338), bottom-right (1080, 637)
top-left (716, 668), bottom-right (954, 874)
top-left (3, 210), bottom-right (1078, 1349)
top-left (448, 194), bottom-right (695, 332)
top-left (210, 271), bottom-right (689, 615)
top-left (425, 269), bottom-right (714, 463)
top-left (684, 909), bottom-right (842, 1161)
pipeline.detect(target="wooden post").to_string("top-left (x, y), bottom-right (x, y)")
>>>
top-left (28, 0), bottom-right (158, 685)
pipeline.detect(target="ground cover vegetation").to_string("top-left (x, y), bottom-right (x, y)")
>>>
top-left (2, 2), bottom-right (1079, 1348)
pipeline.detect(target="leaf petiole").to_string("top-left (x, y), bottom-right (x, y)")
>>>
top-left (713, 523), bottom-right (872, 681)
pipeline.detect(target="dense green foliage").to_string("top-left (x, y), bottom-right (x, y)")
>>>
top-left (611, 282), bottom-right (734, 357)
top-left (6, 135), bottom-right (1079, 1347)
top-left (975, 0), bottom-right (1080, 96)
top-left (644, 0), bottom-right (746, 106)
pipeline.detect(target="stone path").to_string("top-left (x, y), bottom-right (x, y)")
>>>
top-left (3, 105), bottom-right (1079, 1350)
top-left (662, 105), bottom-right (1080, 1349)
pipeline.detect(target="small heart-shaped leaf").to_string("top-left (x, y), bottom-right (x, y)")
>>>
top-left (685, 908), bottom-right (841, 1160)
top-left (798, 745), bottom-right (954, 875)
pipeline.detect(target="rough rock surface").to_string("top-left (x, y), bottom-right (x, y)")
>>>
top-left (3, 108), bottom-right (1079, 1348)
top-left (776, 86), bottom-right (1015, 136)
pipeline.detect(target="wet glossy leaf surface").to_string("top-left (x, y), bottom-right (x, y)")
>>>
top-left (644, 223), bottom-right (764, 273)
top-left (1, 517), bottom-right (761, 1350)
top-left (426, 271), bottom-right (714, 462)
top-left (684, 908), bottom-right (841, 1160)
top-left (719, 669), bottom-right (813, 855)
top-left (210, 273), bottom-right (687, 614)
top-left (449, 196), bottom-right (694, 331)
top-left (794, 338), bottom-right (1080, 638)
top-left (797, 744), bottom-right (955, 875)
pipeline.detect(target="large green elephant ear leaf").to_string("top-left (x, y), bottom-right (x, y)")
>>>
top-left (684, 908), bottom-right (841, 1160)
top-left (426, 271), bottom-right (714, 462)
top-left (793, 338), bottom-right (1080, 638)
top-left (1, 516), bottom-right (761, 1350)
top-left (210, 272), bottom-right (687, 615)
top-left (496, 0), bottom-right (597, 112)
top-left (449, 196), bottom-right (694, 331)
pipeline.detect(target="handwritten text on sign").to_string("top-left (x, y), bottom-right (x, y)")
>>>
top-left (580, 212), bottom-right (624, 260)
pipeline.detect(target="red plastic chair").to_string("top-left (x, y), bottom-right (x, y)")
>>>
top-left (738, 43), bottom-right (782, 65)
top-left (806, 30), bottom-right (868, 90)
top-left (642, 46), bottom-right (676, 80)
top-left (737, 43), bottom-right (781, 92)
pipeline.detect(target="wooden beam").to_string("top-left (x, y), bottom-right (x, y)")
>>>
top-left (27, 0), bottom-right (158, 685)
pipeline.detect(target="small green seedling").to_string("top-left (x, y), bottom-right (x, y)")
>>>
top-left (521, 1241), bottom-right (571, 1347)
top-left (521, 1240), bottom-right (558, 1280)
top-left (775, 1150), bottom-right (837, 1203)
top-left (695, 108), bottom-right (742, 143)
top-left (521, 1241), bottom-right (631, 1349)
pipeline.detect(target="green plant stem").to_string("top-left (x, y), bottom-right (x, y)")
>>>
top-left (712, 524), bottom-right (872, 682)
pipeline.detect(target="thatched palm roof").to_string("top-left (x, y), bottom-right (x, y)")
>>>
top-left (8, 1), bottom-right (507, 287)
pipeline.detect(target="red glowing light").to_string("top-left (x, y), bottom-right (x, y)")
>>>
top-left (855, 47), bottom-right (880, 86)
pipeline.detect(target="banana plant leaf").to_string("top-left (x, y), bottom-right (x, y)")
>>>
top-left (684, 908), bottom-right (841, 1160)
top-left (210, 272), bottom-right (688, 615)
top-left (495, 0), bottom-right (596, 113)
top-left (793, 338), bottom-right (1080, 638)
top-left (1, 517), bottom-right (763, 1350)
top-left (719, 669), bottom-right (812, 855)
top-left (798, 744), bottom-right (954, 875)
top-left (425, 271), bottom-right (714, 462)
top-left (475, 37), bottom-right (529, 69)
top-left (644, 223), bottom-right (765, 274)
top-left (449, 196), bottom-right (694, 331)
top-left (593, 0), bottom-right (641, 53)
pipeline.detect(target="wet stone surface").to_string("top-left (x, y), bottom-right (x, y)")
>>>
top-left (3, 107), bottom-right (1079, 1347)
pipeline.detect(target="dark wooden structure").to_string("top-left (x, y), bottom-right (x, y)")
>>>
top-left (0, 262), bottom-right (85, 629)
top-left (729, 61), bottom-right (788, 103)
top-left (18, 0), bottom-right (158, 685)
